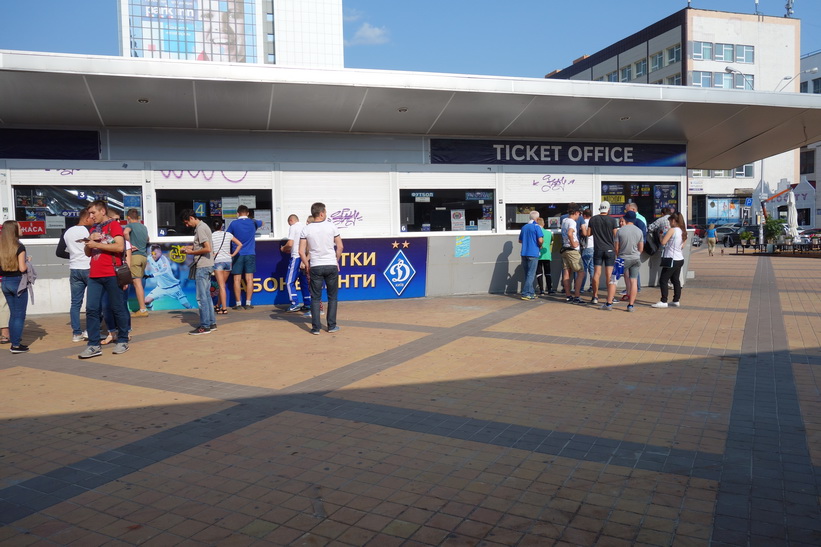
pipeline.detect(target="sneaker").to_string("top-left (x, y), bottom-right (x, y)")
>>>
top-left (244, 304), bottom-right (255, 310)
top-left (612, 297), bottom-right (619, 304)
top-left (288, 304), bottom-right (302, 312)
top-left (310, 328), bottom-right (321, 335)
top-left (600, 304), bottom-right (613, 311)
top-left (189, 326), bottom-right (211, 336)
top-left (231, 305), bottom-right (242, 310)
top-left (113, 343), bottom-right (129, 355)
top-left (590, 297), bottom-right (599, 305)
top-left (299, 305), bottom-right (311, 312)
top-left (627, 305), bottom-right (634, 312)
top-left (670, 302), bottom-right (680, 307)
top-left (328, 326), bottom-right (340, 334)
top-left (521, 295), bottom-right (535, 301)
top-left (10, 345), bottom-right (30, 354)
top-left (303, 311), bottom-right (312, 318)
top-left (209, 323), bottom-right (217, 330)
top-left (79, 345), bottom-right (102, 359)
top-left (572, 297), bottom-right (582, 304)
top-left (72, 334), bottom-right (85, 343)
top-left (565, 296), bottom-right (573, 303)
top-left (131, 309), bottom-right (149, 318)
top-left (651, 302), bottom-right (668, 308)
top-left (547, 290), bottom-right (557, 295)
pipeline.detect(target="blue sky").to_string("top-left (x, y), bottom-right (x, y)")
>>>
top-left (0, 0), bottom-right (819, 78)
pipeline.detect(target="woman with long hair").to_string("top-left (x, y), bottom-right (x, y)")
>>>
top-left (652, 212), bottom-right (688, 308)
top-left (0, 220), bottom-right (30, 353)
top-left (211, 219), bottom-right (242, 314)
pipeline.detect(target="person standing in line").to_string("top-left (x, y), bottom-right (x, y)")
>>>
top-left (211, 219), bottom-right (242, 315)
top-left (281, 213), bottom-right (312, 312)
top-left (534, 217), bottom-right (554, 296)
top-left (518, 210), bottom-right (543, 301)
top-left (79, 201), bottom-right (130, 359)
top-left (299, 202), bottom-right (343, 335)
top-left (560, 207), bottom-right (585, 304)
top-left (226, 205), bottom-right (262, 310)
top-left (62, 207), bottom-right (92, 342)
top-left (705, 224), bottom-right (717, 256)
top-left (0, 221), bottom-right (30, 353)
top-left (617, 211), bottom-right (645, 312)
top-left (580, 208), bottom-right (594, 292)
top-left (588, 201), bottom-right (620, 310)
top-left (124, 209), bottom-right (150, 317)
top-left (652, 212), bottom-right (688, 308)
top-left (181, 209), bottom-right (215, 335)
top-left (623, 202), bottom-right (647, 296)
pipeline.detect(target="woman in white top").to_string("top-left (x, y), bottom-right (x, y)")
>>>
top-left (652, 212), bottom-right (687, 308)
top-left (211, 220), bottom-right (242, 314)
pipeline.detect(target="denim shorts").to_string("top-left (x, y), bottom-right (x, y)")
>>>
top-left (231, 254), bottom-right (256, 275)
top-left (214, 261), bottom-right (232, 272)
top-left (593, 247), bottom-right (616, 267)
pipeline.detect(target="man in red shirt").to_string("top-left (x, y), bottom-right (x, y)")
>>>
top-left (79, 201), bottom-right (130, 359)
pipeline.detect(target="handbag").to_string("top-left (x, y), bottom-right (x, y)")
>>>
top-left (660, 256), bottom-right (674, 269)
top-left (644, 229), bottom-right (660, 256)
top-left (188, 256), bottom-right (200, 280)
top-left (113, 255), bottom-right (133, 286)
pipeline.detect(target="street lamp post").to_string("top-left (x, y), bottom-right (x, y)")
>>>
top-left (775, 67), bottom-right (819, 92)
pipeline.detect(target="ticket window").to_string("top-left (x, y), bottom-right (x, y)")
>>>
top-left (600, 182), bottom-right (680, 219)
top-left (399, 189), bottom-right (495, 232)
top-left (505, 203), bottom-right (592, 230)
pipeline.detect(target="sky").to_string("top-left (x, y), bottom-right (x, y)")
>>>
top-left (0, 0), bottom-right (819, 79)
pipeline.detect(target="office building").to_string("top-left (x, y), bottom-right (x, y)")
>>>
top-left (120, 0), bottom-right (343, 68)
top-left (546, 7), bottom-right (803, 227)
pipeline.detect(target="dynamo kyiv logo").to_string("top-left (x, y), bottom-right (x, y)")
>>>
top-left (383, 250), bottom-right (416, 296)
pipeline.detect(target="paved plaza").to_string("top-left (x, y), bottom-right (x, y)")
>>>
top-left (1, 247), bottom-right (820, 546)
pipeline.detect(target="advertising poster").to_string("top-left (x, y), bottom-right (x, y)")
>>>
top-left (450, 210), bottom-right (466, 231)
top-left (707, 198), bottom-right (741, 224)
top-left (654, 184), bottom-right (679, 215)
top-left (126, 238), bottom-right (429, 311)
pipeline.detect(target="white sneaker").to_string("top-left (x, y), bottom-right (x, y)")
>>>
top-left (72, 334), bottom-right (85, 343)
top-left (651, 302), bottom-right (668, 308)
top-left (670, 302), bottom-right (680, 307)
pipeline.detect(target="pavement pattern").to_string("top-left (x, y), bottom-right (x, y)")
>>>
top-left (1, 247), bottom-right (820, 546)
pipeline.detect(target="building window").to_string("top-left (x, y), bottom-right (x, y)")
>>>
top-left (620, 66), bottom-right (632, 82)
top-left (155, 189), bottom-right (272, 237)
top-left (693, 41), bottom-right (713, 60)
top-left (800, 81), bottom-right (809, 93)
top-left (666, 73), bottom-right (682, 85)
top-left (691, 169), bottom-right (707, 177)
top-left (734, 164), bottom-right (754, 177)
top-left (400, 189), bottom-right (495, 232)
top-left (734, 73), bottom-right (754, 90)
top-left (634, 59), bottom-right (647, 77)
top-left (505, 203), bottom-right (589, 231)
top-left (813, 78), bottom-right (821, 94)
top-left (735, 45), bottom-right (754, 63)
top-left (712, 169), bottom-right (732, 178)
top-left (650, 79), bottom-right (663, 85)
top-left (713, 72), bottom-right (734, 89)
top-left (692, 71), bottom-right (712, 87)
top-left (12, 186), bottom-right (141, 239)
top-left (666, 44), bottom-right (681, 65)
top-left (714, 43), bottom-right (735, 62)
top-left (650, 52), bottom-right (664, 72)
top-left (800, 150), bottom-right (815, 174)
top-left (606, 71), bottom-right (619, 82)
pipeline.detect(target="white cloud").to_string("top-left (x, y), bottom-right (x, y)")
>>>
top-left (346, 22), bottom-right (389, 46)
top-left (343, 8), bottom-right (363, 23)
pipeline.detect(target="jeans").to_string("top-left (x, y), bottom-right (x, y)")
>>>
top-left (285, 257), bottom-right (311, 306)
top-left (521, 256), bottom-right (539, 297)
top-left (659, 259), bottom-right (684, 303)
top-left (581, 248), bottom-right (594, 290)
top-left (103, 287), bottom-right (131, 334)
top-left (69, 269), bottom-right (89, 335)
top-left (196, 266), bottom-right (216, 328)
top-left (535, 259), bottom-right (553, 293)
top-left (2, 276), bottom-right (27, 347)
top-left (87, 276), bottom-right (130, 347)
top-left (309, 265), bottom-right (339, 331)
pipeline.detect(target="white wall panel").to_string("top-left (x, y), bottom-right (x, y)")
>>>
top-left (504, 172), bottom-right (595, 203)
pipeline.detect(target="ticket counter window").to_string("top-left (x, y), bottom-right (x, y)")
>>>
top-left (155, 189), bottom-right (272, 237)
top-left (399, 189), bottom-right (495, 232)
top-left (600, 182), bottom-right (679, 219)
top-left (12, 186), bottom-right (141, 239)
top-left (506, 203), bottom-right (591, 231)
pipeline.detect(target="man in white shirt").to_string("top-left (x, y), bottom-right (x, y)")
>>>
top-left (299, 202), bottom-right (343, 335)
top-left (62, 208), bottom-right (93, 342)
top-left (281, 214), bottom-right (311, 312)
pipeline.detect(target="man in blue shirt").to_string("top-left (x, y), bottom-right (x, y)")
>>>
top-left (518, 210), bottom-right (543, 300)
top-left (226, 205), bottom-right (263, 309)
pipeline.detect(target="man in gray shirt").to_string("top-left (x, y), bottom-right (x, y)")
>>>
top-left (617, 211), bottom-right (644, 312)
top-left (181, 209), bottom-right (215, 335)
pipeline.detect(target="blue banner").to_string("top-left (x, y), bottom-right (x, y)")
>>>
top-left (431, 138), bottom-right (686, 167)
top-left (128, 238), bottom-right (428, 311)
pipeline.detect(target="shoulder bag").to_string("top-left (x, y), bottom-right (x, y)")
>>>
top-left (113, 254), bottom-right (133, 285)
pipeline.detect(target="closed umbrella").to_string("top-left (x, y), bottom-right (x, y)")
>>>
top-left (787, 190), bottom-right (800, 239)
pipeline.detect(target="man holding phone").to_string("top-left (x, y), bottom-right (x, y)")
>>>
top-left (61, 207), bottom-right (92, 342)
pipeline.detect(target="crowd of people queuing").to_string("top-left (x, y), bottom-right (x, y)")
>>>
top-left (519, 201), bottom-right (688, 311)
top-left (0, 200), bottom-right (343, 356)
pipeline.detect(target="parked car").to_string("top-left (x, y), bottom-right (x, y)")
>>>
top-left (688, 224), bottom-right (706, 238)
top-left (721, 226), bottom-right (746, 247)
top-left (799, 228), bottom-right (821, 238)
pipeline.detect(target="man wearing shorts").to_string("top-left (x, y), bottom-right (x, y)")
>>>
top-left (560, 207), bottom-right (584, 304)
top-left (227, 205), bottom-right (263, 310)
top-left (617, 211), bottom-right (644, 312)
top-left (588, 201), bottom-right (620, 310)
top-left (124, 209), bottom-right (150, 317)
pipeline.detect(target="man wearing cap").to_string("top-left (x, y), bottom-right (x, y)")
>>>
top-left (518, 210), bottom-right (543, 300)
top-left (560, 207), bottom-right (584, 304)
top-left (588, 200), bottom-right (620, 310)
top-left (617, 211), bottom-right (644, 312)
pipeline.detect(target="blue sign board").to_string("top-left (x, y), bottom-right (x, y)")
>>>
top-left (745, 197), bottom-right (753, 207)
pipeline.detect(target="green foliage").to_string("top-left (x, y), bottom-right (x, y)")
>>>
top-left (763, 217), bottom-right (785, 241)
top-left (738, 230), bottom-right (753, 240)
